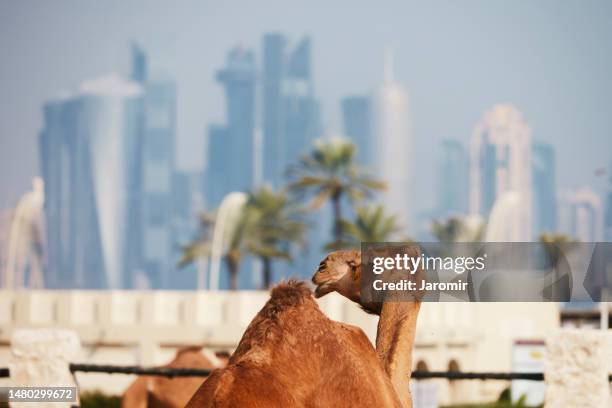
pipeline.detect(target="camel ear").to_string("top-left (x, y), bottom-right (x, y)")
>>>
top-left (348, 254), bottom-right (361, 268)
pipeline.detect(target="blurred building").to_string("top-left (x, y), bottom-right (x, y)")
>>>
top-left (341, 95), bottom-right (372, 167)
top-left (0, 209), bottom-right (13, 287)
top-left (173, 171), bottom-right (202, 229)
top-left (261, 33), bottom-right (321, 188)
top-left (39, 46), bottom-right (181, 289)
top-left (205, 46), bottom-right (256, 208)
top-left (470, 104), bottom-right (532, 241)
top-left (531, 142), bottom-right (557, 235)
top-left (40, 74), bottom-right (144, 289)
top-left (205, 125), bottom-right (230, 207)
top-left (131, 46), bottom-right (178, 289)
top-left (435, 139), bottom-right (469, 217)
top-left (171, 170), bottom-right (202, 288)
top-left (1, 179), bottom-right (45, 289)
top-left (605, 161), bottom-right (612, 242)
top-left (370, 49), bottom-right (413, 231)
top-left (558, 187), bottom-right (603, 242)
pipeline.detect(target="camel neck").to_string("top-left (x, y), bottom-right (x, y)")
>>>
top-left (375, 301), bottom-right (421, 408)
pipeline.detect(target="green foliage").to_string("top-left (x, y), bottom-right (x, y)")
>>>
top-left (538, 232), bottom-right (578, 268)
top-left (289, 138), bottom-right (385, 248)
top-left (430, 216), bottom-right (484, 243)
top-left (538, 232), bottom-right (576, 245)
top-left (243, 186), bottom-right (306, 259)
top-left (178, 212), bottom-right (216, 268)
top-left (180, 138), bottom-right (394, 287)
top-left (243, 186), bottom-right (306, 288)
top-left (332, 204), bottom-right (402, 249)
top-left (442, 389), bottom-right (542, 408)
top-left (79, 391), bottom-right (121, 408)
top-left (442, 402), bottom-right (541, 408)
top-left (179, 187), bottom-right (306, 289)
top-left (289, 138), bottom-right (385, 207)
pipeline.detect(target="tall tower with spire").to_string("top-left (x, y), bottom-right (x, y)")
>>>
top-left (370, 48), bottom-right (413, 232)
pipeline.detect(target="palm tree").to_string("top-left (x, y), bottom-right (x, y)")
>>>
top-left (430, 215), bottom-right (485, 258)
top-left (430, 215), bottom-right (485, 243)
top-left (289, 138), bottom-right (385, 249)
top-left (178, 210), bottom-right (248, 290)
top-left (178, 212), bottom-right (215, 269)
top-left (244, 186), bottom-right (306, 288)
top-left (179, 188), bottom-right (306, 290)
top-left (539, 232), bottom-right (577, 270)
top-left (335, 204), bottom-right (401, 249)
top-left (539, 233), bottom-right (577, 301)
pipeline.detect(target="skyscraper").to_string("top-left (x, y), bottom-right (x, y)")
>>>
top-left (40, 74), bottom-right (144, 288)
top-left (370, 49), bottom-right (413, 231)
top-left (262, 33), bottom-right (286, 189)
top-left (171, 170), bottom-right (201, 289)
top-left (436, 139), bottom-right (469, 217)
top-left (282, 37), bottom-right (321, 168)
top-left (605, 161), bottom-right (612, 241)
top-left (470, 104), bottom-right (532, 240)
top-left (532, 142), bottom-right (557, 235)
top-left (140, 80), bottom-right (177, 289)
top-left (130, 43), bottom-right (147, 85)
top-left (341, 95), bottom-right (372, 167)
top-left (205, 125), bottom-right (230, 208)
top-left (558, 188), bottom-right (603, 242)
top-left (261, 34), bottom-right (320, 188)
top-left (205, 46), bottom-right (256, 208)
top-left (0, 210), bottom-right (12, 287)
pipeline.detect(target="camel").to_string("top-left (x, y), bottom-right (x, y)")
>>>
top-left (186, 280), bottom-right (404, 407)
top-left (312, 248), bottom-right (424, 408)
top-left (122, 346), bottom-right (224, 408)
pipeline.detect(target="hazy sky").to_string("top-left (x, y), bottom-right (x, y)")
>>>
top-left (1, 0), bottom-right (611, 211)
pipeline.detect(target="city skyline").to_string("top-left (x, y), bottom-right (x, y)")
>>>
top-left (1, 1), bottom-right (611, 213)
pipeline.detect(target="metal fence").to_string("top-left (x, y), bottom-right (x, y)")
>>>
top-left (0, 364), bottom-right (609, 381)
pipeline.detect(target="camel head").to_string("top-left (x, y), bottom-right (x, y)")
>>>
top-left (312, 250), bottom-right (364, 305)
top-left (313, 246), bottom-right (425, 316)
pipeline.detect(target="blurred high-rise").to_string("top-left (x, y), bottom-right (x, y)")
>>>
top-left (0, 210), bottom-right (12, 285)
top-left (605, 161), bottom-right (612, 242)
top-left (131, 46), bottom-right (178, 289)
top-left (205, 46), bottom-right (256, 208)
top-left (39, 46), bottom-right (182, 289)
top-left (435, 139), bottom-right (469, 217)
top-left (558, 187), bottom-right (603, 242)
top-left (341, 95), bottom-right (372, 167)
top-left (262, 33), bottom-right (321, 188)
top-left (40, 75), bottom-right (144, 289)
top-left (531, 142), bottom-right (557, 235)
top-left (470, 104), bottom-right (532, 241)
top-left (370, 49), bottom-right (413, 231)
top-left (171, 170), bottom-right (202, 288)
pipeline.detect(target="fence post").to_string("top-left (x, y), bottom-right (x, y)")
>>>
top-left (544, 329), bottom-right (610, 407)
top-left (9, 329), bottom-right (81, 407)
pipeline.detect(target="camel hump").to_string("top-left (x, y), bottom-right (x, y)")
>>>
top-left (269, 279), bottom-right (312, 305)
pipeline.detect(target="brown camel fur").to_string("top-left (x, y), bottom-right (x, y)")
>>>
top-left (122, 346), bottom-right (222, 408)
top-left (186, 280), bottom-right (403, 407)
top-left (312, 248), bottom-right (424, 408)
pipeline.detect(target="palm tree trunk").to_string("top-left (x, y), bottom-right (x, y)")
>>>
top-left (226, 254), bottom-right (239, 290)
top-left (261, 256), bottom-right (272, 289)
top-left (332, 191), bottom-right (342, 244)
